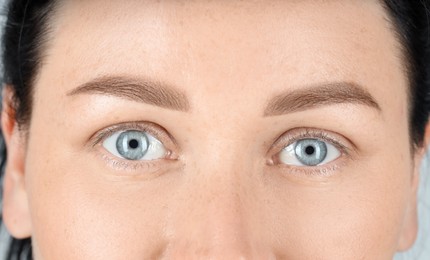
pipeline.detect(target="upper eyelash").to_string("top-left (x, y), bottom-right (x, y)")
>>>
top-left (89, 122), bottom-right (166, 148)
top-left (278, 128), bottom-right (351, 155)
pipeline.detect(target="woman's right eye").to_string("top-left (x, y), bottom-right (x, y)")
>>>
top-left (102, 130), bottom-right (167, 161)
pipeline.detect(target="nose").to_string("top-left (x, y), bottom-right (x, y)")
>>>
top-left (160, 140), bottom-right (276, 259)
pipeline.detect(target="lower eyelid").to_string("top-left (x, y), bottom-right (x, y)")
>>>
top-left (96, 149), bottom-right (178, 174)
top-left (101, 153), bottom-right (157, 171)
top-left (272, 160), bottom-right (344, 178)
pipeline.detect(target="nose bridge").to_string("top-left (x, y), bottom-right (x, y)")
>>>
top-left (162, 137), bottom-right (272, 258)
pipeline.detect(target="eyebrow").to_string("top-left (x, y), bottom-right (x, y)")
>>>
top-left (263, 82), bottom-right (381, 117)
top-left (67, 76), bottom-right (190, 112)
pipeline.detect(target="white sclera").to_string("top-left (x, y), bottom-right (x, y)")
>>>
top-left (279, 140), bottom-right (341, 166)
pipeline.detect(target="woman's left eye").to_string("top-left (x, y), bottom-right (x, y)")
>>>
top-left (102, 130), bottom-right (167, 161)
top-left (279, 139), bottom-right (341, 166)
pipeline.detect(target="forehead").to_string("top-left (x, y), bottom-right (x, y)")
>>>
top-left (37, 0), bottom-right (406, 112)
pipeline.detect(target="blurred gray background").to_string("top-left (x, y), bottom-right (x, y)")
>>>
top-left (0, 0), bottom-right (428, 259)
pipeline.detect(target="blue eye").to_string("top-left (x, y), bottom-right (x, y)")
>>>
top-left (103, 130), bottom-right (166, 161)
top-left (279, 139), bottom-right (341, 166)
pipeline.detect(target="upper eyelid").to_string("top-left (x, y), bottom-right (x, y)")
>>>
top-left (271, 128), bottom-right (353, 156)
top-left (88, 121), bottom-right (177, 149)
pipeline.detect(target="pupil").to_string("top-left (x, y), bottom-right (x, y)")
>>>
top-left (128, 139), bottom-right (139, 149)
top-left (305, 146), bottom-right (315, 155)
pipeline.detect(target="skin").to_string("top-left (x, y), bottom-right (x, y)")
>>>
top-left (2, 0), bottom-right (430, 259)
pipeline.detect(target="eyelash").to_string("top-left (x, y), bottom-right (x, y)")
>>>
top-left (89, 121), bottom-right (177, 171)
top-left (269, 128), bottom-right (352, 176)
top-left (90, 122), bottom-right (352, 176)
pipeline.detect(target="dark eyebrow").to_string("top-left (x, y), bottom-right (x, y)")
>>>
top-left (67, 76), bottom-right (190, 112)
top-left (264, 82), bottom-right (381, 117)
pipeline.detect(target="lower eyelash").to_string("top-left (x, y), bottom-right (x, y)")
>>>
top-left (100, 153), bottom-right (158, 171)
top-left (275, 161), bottom-right (343, 177)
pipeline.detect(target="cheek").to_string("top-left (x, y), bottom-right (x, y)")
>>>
top-left (24, 130), bottom-right (173, 259)
top-left (267, 149), bottom-right (413, 259)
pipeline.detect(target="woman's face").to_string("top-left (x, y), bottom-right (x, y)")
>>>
top-left (2, 0), bottom-right (427, 259)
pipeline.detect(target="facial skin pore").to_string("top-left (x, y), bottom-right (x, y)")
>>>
top-left (2, 0), bottom-right (430, 259)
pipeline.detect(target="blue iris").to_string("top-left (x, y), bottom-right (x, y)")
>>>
top-left (294, 139), bottom-right (327, 166)
top-left (116, 130), bottom-right (149, 160)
